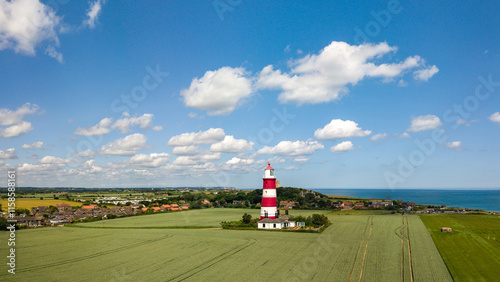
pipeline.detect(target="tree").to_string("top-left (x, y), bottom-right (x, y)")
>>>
top-left (0, 217), bottom-right (6, 230)
top-left (242, 213), bottom-right (252, 224)
top-left (40, 197), bottom-right (43, 200)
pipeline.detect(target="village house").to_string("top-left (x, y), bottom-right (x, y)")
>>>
top-left (343, 202), bottom-right (353, 209)
top-left (354, 202), bottom-right (365, 209)
top-left (279, 201), bottom-right (299, 209)
top-left (14, 216), bottom-right (44, 227)
top-left (331, 202), bottom-right (344, 208)
top-left (56, 203), bottom-right (72, 211)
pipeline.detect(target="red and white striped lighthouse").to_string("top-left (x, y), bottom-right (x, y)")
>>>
top-left (260, 163), bottom-right (277, 219)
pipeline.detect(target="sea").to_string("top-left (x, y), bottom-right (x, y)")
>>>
top-left (311, 189), bottom-right (500, 212)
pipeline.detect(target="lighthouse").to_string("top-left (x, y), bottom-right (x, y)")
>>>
top-left (260, 163), bottom-right (277, 219)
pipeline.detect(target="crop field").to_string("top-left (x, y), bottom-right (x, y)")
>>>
top-left (74, 208), bottom-right (326, 228)
top-left (0, 213), bottom-right (451, 281)
top-left (0, 199), bottom-right (82, 210)
top-left (420, 214), bottom-right (500, 281)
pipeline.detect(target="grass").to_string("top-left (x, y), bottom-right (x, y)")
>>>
top-left (72, 208), bottom-right (326, 228)
top-left (0, 212), bottom-right (450, 281)
top-left (420, 214), bottom-right (500, 281)
top-left (0, 199), bottom-right (82, 210)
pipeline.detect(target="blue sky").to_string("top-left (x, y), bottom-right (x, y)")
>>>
top-left (0, 0), bottom-right (499, 189)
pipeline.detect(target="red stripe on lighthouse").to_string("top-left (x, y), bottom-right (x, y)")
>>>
top-left (261, 197), bottom-right (276, 207)
top-left (263, 179), bottom-right (276, 189)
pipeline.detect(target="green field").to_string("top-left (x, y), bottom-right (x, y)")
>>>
top-left (420, 214), bottom-right (500, 281)
top-left (74, 208), bottom-right (326, 228)
top-left (0, 210), bottom-right (451, 281)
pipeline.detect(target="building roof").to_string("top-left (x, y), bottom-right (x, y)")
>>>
top-left (265, 163), bottom-right (274, 170)
top-left (258, 215), bottom-right (294, 223)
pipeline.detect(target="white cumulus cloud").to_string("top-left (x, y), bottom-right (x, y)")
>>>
top-left (407, 114), bottom-right (442, 132)
top-left (39, 156), bottom-right (77, 164)
top-left (167, 128), bottom-right (225, 146)
top-left (100, 133), bottom-right (148, 156)
top-left (413, 65), bottom-right (439, 81)
top-left (314, 119), bottom-right (371, 140)
top-left (489, 112), bottom-right (500, 123)
top-left (257, 140), bottom-right (324, 156)
top-left (0, 0), bottom-right (63, 61)
top-left (111, 113), bottom-right (153, 133)
top-left (74, 117), bottom-right (113, 136)
top-left (0, 103), bottom-right (39, 126)
top-left (83, 0), bottom-right (105, 29)
top-left (22, 141), bottom-right (44, 149)
top-left (330, 141), bottom-right (355, 153)
top-left (371, 133), bottom-right (388, 141)
top-left (210, 135), bottom-right (254, 153)
top-left (256, 41), bottom-right (430, 105)
top-left (0, 121), bottom-right (33, 137)
top-left (181, 67), bottom-right (253, 115)
top-left (0, 148), bottom-right (17, 159)
top-left (442, 141), bottom-right (463, 151)
top-left (127, 153), bottom-right (170, 168)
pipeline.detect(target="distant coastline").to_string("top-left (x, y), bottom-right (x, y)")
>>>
top-left (311, 188), bottom-right (500, 212)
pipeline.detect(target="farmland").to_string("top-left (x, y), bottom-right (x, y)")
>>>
top-left (0, 199), bottom-right (81, 210)
top-left (73, 208), bottom-right (326, 228)
top-left (0, 211), bottom-right (451, 281)
top-left (420, 214), bottom-right (500, 281)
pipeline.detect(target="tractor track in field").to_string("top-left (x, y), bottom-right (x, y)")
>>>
top-left (0, 234), bottom-right (173, 276)
top-left (168, 238), bottom-right (257, 281)
top-left (393, 216), bottom-right (414, 282)
top-left (358, 216), bottom-right (373, 282)
top-left (349, 216), bottom-right (373, 282)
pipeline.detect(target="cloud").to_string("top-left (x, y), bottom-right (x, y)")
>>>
top-left (0, 148), bottom-right (17, 159)
top-left (152, 125), bottom-right (163, 131)
top-left (167, 128), bottom-right (225, 146)
top-left (407, 114), bottom-right (442, 132)
top-left (210, 135), bottom-right (254, 153)
top-left (284, 165), bottom-right (299, 170)
top-left (100, 133), bottom-right (148, 156)
top-left (83, 0), bottom-right (104, 29)
top-left (442, 141), bottom-right (463, 151)
top-left (371, 133), bottom-right (388, 141)
top-left (127, 153), bottom-right (170, 168)
top-left (397, 132), bottom-right (410, 139)
top-left (257, 140), bottom-right (324, 156)
top-left (171, 145), bottom-right (199, 156)
top-left (456, 119), bottom-right (478, 126)
top-left (77, 149), bottom-right (95, 158)
top-left (74, 117), bottom-right (113, 136)
top-left (330, 141), bottom-right (354, 153)
top-left (225, 157), bottom-right (256, 165)
top-left (0, 103), bottom-right (39, 126)
top-left (0, 0), bottom-right (63, 60)
top-left (172, 156), bottom-right (197, 166)
top-left (489, 112), bottom-right (500, 123)
top-left (256, 41), bottom-right (430, 105)
top-left (0, 121), bottom-right (33, 137)
top-left (181, 67), bottom-right (253, 115)
top-left (39, 156), bottom-right (77, 164)
top-left (398, 79), bottom-right (408, 87)
top-left (293, 156), bottom-right (310, 163)
top-left (74, 114), bottom-right (156, 135)
top-left (413, 65), bottom-right (439, 81)
top-left (22, 141), bottom-right (44, 149)
top-left (314, 119), bottom-right (371, 140)
top-left (111, 113), bottom-right (153, 133)
top-left (45, 45), bottom-right (62, 63)
top-left (188, 112), bottom-right (205, 119)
